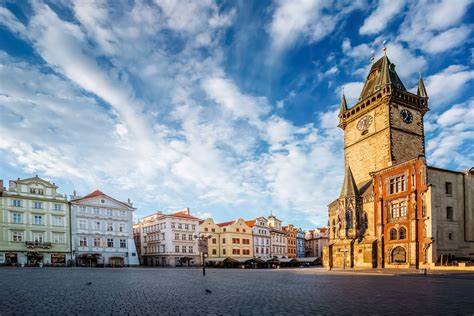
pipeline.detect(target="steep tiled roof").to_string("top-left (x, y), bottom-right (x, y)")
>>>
top-left (170, 211), bottom-right (199, 220)
top-left (217, 220), bottom-right (236, 227)
top-left (340, 165), bottom-right (359, 197)
top-left (359, 54), bottom-right (406, 101)
top-left (245, 220), bottom-right (256, 227)
top-left (83, 190), bottom-right (104, 199)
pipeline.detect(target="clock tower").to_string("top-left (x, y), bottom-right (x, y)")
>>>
top-left (338, 52), bottom-right (429, 185)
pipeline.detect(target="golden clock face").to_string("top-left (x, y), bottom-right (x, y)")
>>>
top-left (356, 115), bottom-right (373, 131)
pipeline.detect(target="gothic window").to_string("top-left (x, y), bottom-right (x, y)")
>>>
top-left (345, 211), bottom-right (352, 229)
top-left (391, 246), bottom-right (406, 263)
top-left (362, 212), bottom-right (368, 230)
top-left (399, 201), bottom-right (407, 217)
top-left (389, 228), bottom-right (397, 240)
top-left (399, 227), bottom-right (407, 239)
top-left (389, 175), bottom-right (406, 194)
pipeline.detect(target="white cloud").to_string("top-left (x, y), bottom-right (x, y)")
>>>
top-left (267, 0), bottom-right (364, 52)
top-left (423, 65), bottom-right (474, 107)
top-left (339, 81), bottom-right (364, 105)
top-left (202, 76), bottom-right (270, 125)
top-left (399, 0), bottom-right (472, 53)
top-left (342, 38), bottom-right (373, 60)
top-left (360, 0), bottom-right (406, 35)
top-left (426, 99), bottom-right (474, 169)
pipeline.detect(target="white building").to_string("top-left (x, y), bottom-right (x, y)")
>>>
top-left (70, 190), bottom-right (139, 267)
top-left (305, 228), bottom-right (329, 258)
top-left (268, 214), bottom-right (288, 258)
top-left (246, 217), bottom-right (271, 259)
top-left (133, 208), bottom-right (200, 267)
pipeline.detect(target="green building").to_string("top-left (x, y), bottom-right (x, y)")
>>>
top-left (0, 176), bottom-right (71, 266)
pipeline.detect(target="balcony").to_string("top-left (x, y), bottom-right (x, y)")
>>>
top-left (25, 241), bottom-right (52, 249)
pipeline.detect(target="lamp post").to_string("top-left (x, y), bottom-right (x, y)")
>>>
top-left (195, 233), bottom-right (211, 276)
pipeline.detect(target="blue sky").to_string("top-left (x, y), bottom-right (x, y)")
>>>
top-left (0, 0), bottom-right (473, 229)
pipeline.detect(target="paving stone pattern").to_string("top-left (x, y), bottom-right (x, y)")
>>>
top-left (0, 267), bottom-right (473, 315)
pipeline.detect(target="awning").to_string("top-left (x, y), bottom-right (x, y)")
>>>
top-left (279, 258), bottom-right (298, 263)
top-left (297, 257), bottom-right (320, 263)
top-left (233, 257), bottom-right (254, 263)
top-left (206, 257), bottom-right (229, 263)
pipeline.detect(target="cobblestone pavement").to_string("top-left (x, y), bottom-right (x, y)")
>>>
top-left (0, 267), bottom-right (473, 315)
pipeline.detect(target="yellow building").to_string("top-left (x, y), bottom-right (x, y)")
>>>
top-left (0, 176), bottom-right (71, 266)
top-left (199, 218), bottom-right (253, 261)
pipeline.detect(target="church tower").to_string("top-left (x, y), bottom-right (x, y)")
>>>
top-left (338, 52), bottom-right (429, 185)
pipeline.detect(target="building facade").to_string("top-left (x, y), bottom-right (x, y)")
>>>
top-left (268, 215), bottom-right (287, 258)
top-left (305, 228), bottom-right (328, 258)
top-left (296, 228), bottom-right (305, 258)
top-left (324, 52), bottom-right (474, 269)
top-left (70, 190), bottom-right (139, 266)
top-left (283, 224), bottom-right (297, 258)
top-left (134, 208), bottom-right (200, 267)
top-left (0, 176), bottom-right (71, 266)
top-left (246, 217), bottom-right (271, 259)
top-left (199, 218), bottom-right (253, 260)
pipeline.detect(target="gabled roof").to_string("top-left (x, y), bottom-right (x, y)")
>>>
top-left (340, 165), bottom-right (359, 198)
top-left (15, 175), bottom-right (58, 188)
top-left (169, 211), bottom-right (199, 220)
top-left (71, 190), bottom-right (134, 210)
top-left (83, 190), bottom-right (104, 199)
top-left (359, 54), bottom-right (406, 101)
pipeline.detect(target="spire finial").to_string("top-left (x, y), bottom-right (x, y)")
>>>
top-left (382, 40), bottom-right (387, 56)
top-left (370, 49), bottom-right (375, 64)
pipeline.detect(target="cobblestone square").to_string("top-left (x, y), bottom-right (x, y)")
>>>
top-left (0, 267), bottom-right (473, 315)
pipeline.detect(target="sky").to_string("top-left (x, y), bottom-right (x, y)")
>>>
top-left (0, 0), bottom-right (473, 229)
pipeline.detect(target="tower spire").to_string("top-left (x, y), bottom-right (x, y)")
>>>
top-left (339, 165), bottom-right (359, 198)
top-left (339, 90), bottom-right (348, 117)
top-left (417, 72), bottom-right (428, 98)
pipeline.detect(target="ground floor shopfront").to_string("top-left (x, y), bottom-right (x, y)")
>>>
top-left (140, 255), bottom-right (200, 267)
top-left (74, 252), bottom-right (136, 267)
top-left (0, 251), bottom-right (71, 266)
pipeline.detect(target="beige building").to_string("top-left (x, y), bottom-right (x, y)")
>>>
top-left (268, 215), bottom-right (287, 258)
top-left (0, 176), bottom-right (71, 266)
top-left (199, 218), bottom-right (253, 260)
top-left (134, 208), bottom-right (200, 267)
top-left (426, 167), bottom-right (474, 264)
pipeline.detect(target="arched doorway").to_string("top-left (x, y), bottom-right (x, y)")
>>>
top-left (391, 246), bottom-right (406, 264)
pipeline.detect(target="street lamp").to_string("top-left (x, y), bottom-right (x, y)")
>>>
top-left (194, 233), bottom-right (212, 276)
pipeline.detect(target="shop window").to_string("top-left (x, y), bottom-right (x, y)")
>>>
top-left (445, 182), bottom-right (452, 195)
top-left (446, 207), bottom-right (453, 221)
top-left (399, 227), bottom-right (407, 239)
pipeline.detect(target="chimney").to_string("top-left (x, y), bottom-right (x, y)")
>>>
top-left (0, 180), bottom-right (3, 191)
top-left (183, 207), bottom-right (190, 215)
top-left (73, 190), bottom-right (77, 197)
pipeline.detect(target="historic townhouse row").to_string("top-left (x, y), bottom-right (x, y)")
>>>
top-left (0, 176), bottom-right (139, 267)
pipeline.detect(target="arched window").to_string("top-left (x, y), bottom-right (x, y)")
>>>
top-left (399, 227), bottom-right (407, 239)
top-left (362, 212), bottom-right (368, 230)
top-left (346, 211), bottom-right (352, 229)
top-left (390, 228), bottom-right (397, 240)
top-left (391, 246), bottom-right (406, 263)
